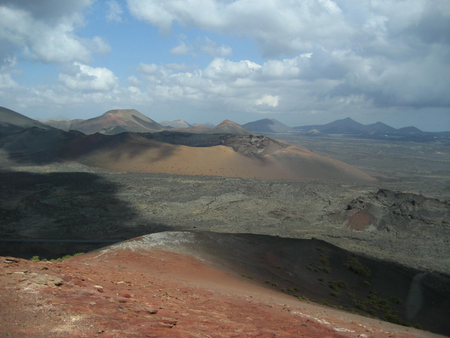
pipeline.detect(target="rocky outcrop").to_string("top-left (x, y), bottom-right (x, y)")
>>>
top-left (329, 189), bottom-right (450, 231)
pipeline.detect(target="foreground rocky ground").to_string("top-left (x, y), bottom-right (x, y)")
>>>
top-left (0, 136), bottom-right (449, 337)
top-left (1, 244), bottom-right (445, 338)
top-left (1, 159), bottom-right (449, 275)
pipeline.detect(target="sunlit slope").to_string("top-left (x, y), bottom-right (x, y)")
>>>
top-left (67, 133), bottom-right (375, 182)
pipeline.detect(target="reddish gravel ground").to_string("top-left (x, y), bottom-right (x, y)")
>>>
top-left (0, 249), bottom-right (445, 338)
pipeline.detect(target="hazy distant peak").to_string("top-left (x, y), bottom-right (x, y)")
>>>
top-left (41, 116), bottom-right (70, 122)
top-left (160, 120), bottom-right (192, 128)
top-left (243, 118), bottom-right (295, 133)
top-left (0, 106), bottom-right (55, 135)
top-left (215, 119), bottom-right (236, 127)
top-left (213, 119), bottom-right (252, 135)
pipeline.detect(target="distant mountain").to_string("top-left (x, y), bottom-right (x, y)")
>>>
top-left (0, 106), bottom-right (55, 135)
top-left (166, 120), bottom-right (251, 135)
top-left (0, 107), bottom-right (375, 183)
top-left (160, 120), bottom-right (192, 129)
top-left (365, 122), bottom-right (397, 134)
top-left (243, 118), bottom-right (295, 133)
top-left (294, 117), bottom-right (449, 142)
top-left (397, 126), bottom-right (423, 134)
top-left (295, 117), bottom-right (413, 135)
top-left (45, 118), bottom-right (85, 131)
top-left (296, 117), bottom-right (366, 134)
top-left (192, 122), bottom-right (214, 128)
top-left (210, 120), bottom-right (252, 135)
top-left (67, 109), bottom-right (165, 135)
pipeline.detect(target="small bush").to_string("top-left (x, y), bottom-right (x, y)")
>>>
top-left (320, 254), bottom-right (330, 267)
top-left (344, 256), bottom-right (371, 277)
top-left (330, 291), bottom-right (340, 297)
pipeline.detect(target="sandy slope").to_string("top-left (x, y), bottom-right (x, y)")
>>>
top-left (69, 133), bottom-right (374, 182)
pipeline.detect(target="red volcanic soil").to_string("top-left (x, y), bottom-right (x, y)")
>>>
top-left (0, 249), bottom-right (442, 338)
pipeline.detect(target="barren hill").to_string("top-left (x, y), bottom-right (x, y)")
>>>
top-left (210, 119), bottom-right (252, 135)
top-left (0, 106), bottom-right (54, 135)
top-left (61, 132), bottom-right (375, 182)
top-left (243, 118), bottom-right (295, 133)
top-left (68, 109), bottom-right (165, 135)
top-left (0, 108), bottom-right (374, 183)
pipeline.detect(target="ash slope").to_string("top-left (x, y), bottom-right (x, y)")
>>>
top-left (101, 231), bottom-right (450, 336)
top-left (64, 132), bottom-right (374, 182)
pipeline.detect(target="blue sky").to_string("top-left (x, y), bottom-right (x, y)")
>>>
top-left (0, 0), bottom-right (449, 131)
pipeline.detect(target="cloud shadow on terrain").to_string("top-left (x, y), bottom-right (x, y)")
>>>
top-left (0, 169), bottom-right (172, 259)
top-left (0, 128), bottom-right (178, 166)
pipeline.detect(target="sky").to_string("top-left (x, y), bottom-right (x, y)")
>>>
top-left (0, 0), bottom-right (449, 131)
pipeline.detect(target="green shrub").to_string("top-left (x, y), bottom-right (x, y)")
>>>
top-left (320, 254), bottom-right (330, 267)
top-left (344, 256), bottom-right (371, 277)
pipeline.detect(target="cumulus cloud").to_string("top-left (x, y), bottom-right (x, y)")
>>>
top-left (255, 95), bottom-right (279, 107)
top-left (0, 0), bottom-right (110, 63)
top-left (170, 41), bottom-right (192, 55)
top-left (106, 0), bottom-right (124, 22)
top-left (58, 62), bottom-right (119, 92)
top-left (170, 37), bottom-right (232, 57)
top-left (203, 58), bottom-right (261, 80)
top-left (1, 0), bottom-right (449, 129)
top-left (127, 75), bottom-right (142, 87)
top-left (197, 37), bottom-right (232, 57)
top-left (124, 0), bottom-right (450, 113)
top-left (126, 0), bottom-right (351, 56)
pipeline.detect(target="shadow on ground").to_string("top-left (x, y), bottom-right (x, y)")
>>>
top-left (110, 231), bottom-right (450, 336)
top-left (0, 169), bottom-right (171, 259)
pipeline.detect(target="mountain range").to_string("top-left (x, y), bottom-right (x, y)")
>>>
top-left (0, 106), bottom-right (374, 183)
top-left (294, 117), bottom-right (450, 141)
top-left (42, 108), bottom-right (449, 142)
top-left (243, 117), bottom-right (449, 142)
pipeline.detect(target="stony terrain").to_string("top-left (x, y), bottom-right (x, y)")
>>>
top-left (1, 129), bottom-right (449, 337)
top-left (3, 246), bottom-right (445, 338)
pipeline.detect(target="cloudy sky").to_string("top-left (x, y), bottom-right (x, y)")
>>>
top-left (0, 0), bottom-right (449, 131)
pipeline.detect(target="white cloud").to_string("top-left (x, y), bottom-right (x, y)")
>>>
top-left (137, 63), bottom-right (160, 75)
top-left (197, 37), bottom-right (232, 57)
top-left (166, 63), bottom-right (192, 72)
top-left (170, 42), bottom-right (192, 55)
top-left (1, 0), bottom-right (449, 130)
top-left (127, 75), bottom-right (142, 87)
top-left (106, 0), bottom-right (124, 22)
top-left (170, 37), bottom-right (232, 57)
top-left (126, 0), bottom-right (352, 56)
top-left (203, 58), bottom-right (261, 79)
top-left (0, 1), bottom-right (110, 64)
top-left (58, 62), bottom-right (118, 92)
top-left (255, 95), bottom-right (279, 107)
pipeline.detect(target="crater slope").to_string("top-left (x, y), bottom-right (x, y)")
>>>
top-left (1, 231), bottom-right (448, 337)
